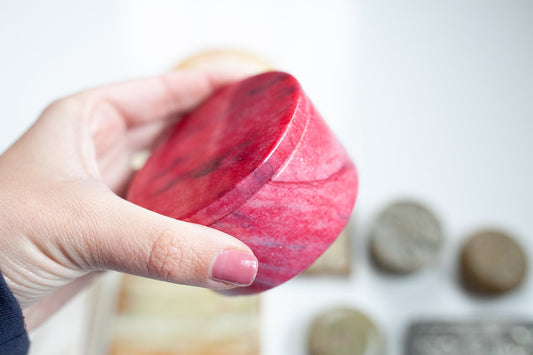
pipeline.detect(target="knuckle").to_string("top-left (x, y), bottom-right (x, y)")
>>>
top-left (42, 92), bottom-right (105, 125)
top-left (44, 95), bottom-right (83, 115)
top-left (146, 229), bottom-right (190, 282)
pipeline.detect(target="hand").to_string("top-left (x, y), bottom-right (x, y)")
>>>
top-left (0, 69), bottom-right (258, 330)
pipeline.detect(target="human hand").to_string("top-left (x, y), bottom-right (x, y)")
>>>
top-left (0, 69), bottom-right (258, 330)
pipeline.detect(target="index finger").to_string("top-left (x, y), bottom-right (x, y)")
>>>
top-left (88, 69), bottom-right (250, 126)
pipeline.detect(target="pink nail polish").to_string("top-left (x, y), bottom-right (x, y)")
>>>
top-left (211, 250), bottom-right (258, 286)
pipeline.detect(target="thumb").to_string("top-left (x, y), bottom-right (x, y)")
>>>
top-left (69, 185), bottom-right (258, 290)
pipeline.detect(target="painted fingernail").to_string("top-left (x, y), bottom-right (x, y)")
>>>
top-left (211, 249), bottom-right (258, 286)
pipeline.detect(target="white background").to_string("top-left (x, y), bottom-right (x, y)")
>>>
top-left (1, 1), bottom-right (532, 354)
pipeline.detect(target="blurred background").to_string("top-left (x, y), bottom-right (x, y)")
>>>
top-left (1, 1), bottom-right (532, 354)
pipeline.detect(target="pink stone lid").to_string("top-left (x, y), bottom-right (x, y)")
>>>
top-left (127, 72), bottom-right (309, 225)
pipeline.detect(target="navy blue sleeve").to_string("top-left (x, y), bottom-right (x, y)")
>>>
top-left (0, 271), bottom-right (29, 355)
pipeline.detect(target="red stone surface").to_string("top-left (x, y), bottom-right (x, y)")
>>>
top-left (127, 72), bottom-right (358, 294)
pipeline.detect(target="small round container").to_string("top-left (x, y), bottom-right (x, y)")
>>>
top-left (127, 71), bottom-right (358, 294)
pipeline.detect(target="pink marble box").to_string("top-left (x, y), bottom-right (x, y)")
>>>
top-left (127, 71), bottom-right (358, 294)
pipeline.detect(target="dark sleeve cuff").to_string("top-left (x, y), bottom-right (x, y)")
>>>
top-left (0, 333), bottom-right (30, 355)
top-left (0, 271), bottom-right (29, 355)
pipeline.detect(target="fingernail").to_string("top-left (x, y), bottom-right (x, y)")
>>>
top-left (211, 249), bottom-right (258, 286)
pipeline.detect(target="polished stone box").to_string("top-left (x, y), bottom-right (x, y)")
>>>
top-left (128, 72), bottom-right (358, 294)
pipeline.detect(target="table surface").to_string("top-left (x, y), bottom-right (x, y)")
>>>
top-left (1, 1), bottom-right (532, 355)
